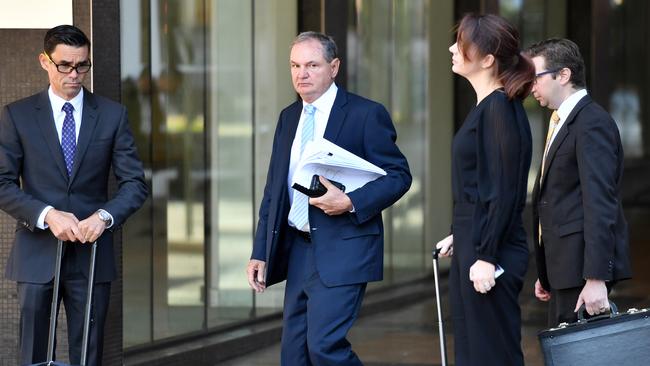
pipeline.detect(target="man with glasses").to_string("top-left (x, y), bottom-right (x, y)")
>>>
top-left (0, 25), bottom-right (147, 365)
top-left (526, 39), bottom-right (631, 327)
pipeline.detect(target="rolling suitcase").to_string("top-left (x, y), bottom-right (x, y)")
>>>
top-left (30, 239), bottom-right (98, 366)
top-left (431, 248), bottom-right (448, 366)
top-left (538, 302), bottom-right (650, 366)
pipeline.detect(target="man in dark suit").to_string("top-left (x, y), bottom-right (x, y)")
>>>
top-left (526, 38), bottom-right (631, 326)
top-left (0, 25), bottom-right (147, 365)
top-left (246, 32), bottom-right (411, 365)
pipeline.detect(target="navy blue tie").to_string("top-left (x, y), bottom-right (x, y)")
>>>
top-left (61, 102), bottom-right (76, 176)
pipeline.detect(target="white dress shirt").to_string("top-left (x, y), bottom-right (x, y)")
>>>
top-left (287, 82), bottom-right (338, 204)
top-left (48, 86), bottom-right (84, 144)
top-left (548, 89), bottom-right (588, 147)
top-left (36, 87), bottom-right (113, 229)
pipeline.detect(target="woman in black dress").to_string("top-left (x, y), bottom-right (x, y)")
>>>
top-left (436, 14), bottom-right (535, 366)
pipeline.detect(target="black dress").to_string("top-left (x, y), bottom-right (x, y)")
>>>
top-left (449, 89), bottom-right (532, 366)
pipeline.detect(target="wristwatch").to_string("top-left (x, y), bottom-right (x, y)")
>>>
top-left (97, 209), bottom-right (112, 227)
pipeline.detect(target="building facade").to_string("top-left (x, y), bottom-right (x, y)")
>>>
top-left (1, 0), bottom-right (649, 365)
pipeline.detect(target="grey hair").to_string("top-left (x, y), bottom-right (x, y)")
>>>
top-left (292, 31), bottom-right (338, 62)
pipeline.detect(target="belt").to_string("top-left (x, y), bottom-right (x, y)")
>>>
top-left (290, 227), bottom-right (311, 242)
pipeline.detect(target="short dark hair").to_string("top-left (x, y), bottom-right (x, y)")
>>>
top-left (525, 38), bottom-right (586, 88)
top-left (44, 25), bottom-right (91, 55)
top-left (292, 31), bottom-right (338, 62)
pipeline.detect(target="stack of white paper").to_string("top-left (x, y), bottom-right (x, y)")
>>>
top-left (291, 138), bottom-right (387, 193)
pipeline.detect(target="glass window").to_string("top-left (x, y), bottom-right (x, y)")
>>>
top-left (607, 0), bottom-right (647, 159)
top-left (347, 0), bottom-right (441, 286)
top-left (121, 0), bottom-right (297, 348)
top-left (151, 0), bottom-right (208, 339)
top-left (251, 0), bottom-right (297, 315)
top-left (121, 0), bottom-right (153, 347)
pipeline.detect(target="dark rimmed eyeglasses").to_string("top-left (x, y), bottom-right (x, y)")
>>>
top-left (43, 52), bottom-right (92, 74)
top-left (535, 68), bottom-right (561, 78)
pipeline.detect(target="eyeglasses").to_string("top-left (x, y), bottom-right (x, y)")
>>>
top-left (43, 52), bottom-right (92, 74)
top-left (534, 68), bottom-right (561, 84)
top-left (535, 68), bottom-right (561, 78)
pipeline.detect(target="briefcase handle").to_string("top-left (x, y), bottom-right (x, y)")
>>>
top-left (577, 300), bottom-right (619, 323)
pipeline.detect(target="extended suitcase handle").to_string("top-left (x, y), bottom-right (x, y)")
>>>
top-left (43, 239), bottom-right (97, 366)
top-left (431, 247), bottom-right (448, 366)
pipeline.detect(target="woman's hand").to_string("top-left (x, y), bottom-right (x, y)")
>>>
top-left (469, 260), bottom-right (496, 294)
top-left (436, 235), bottom-right (454, 257)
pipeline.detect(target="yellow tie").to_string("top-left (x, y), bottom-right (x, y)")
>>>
top-left (538, 110), bottom-right (560, 244)
top-left (540, 110), bottom-right (560, 180)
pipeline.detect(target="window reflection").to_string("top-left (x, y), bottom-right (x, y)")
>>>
top-left (610, 86), bottom-right (643, 157)
top-left (121, 0), bottom-right (297, 347)
top-left (348, 0), bottom-right (428, 283)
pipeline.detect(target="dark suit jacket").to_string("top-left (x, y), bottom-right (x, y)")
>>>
top-left (251, 88), bottom-right (411, 287)
top-left (533, 95), bottom-right (632, 291)
top-left (0, 88), bottom-right (148, 283)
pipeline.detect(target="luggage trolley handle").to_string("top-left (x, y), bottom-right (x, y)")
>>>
top-left (81, 240), bottom-right (97, 366)
top-left (45, 239), bottom-right (97, 366)
top-left (45, 240), bottom-right (65, 364)
top-left (432, 247), bottom-right (448, 366)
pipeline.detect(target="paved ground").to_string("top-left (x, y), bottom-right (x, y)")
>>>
top-left (221, 207), bottom-right (650, 365)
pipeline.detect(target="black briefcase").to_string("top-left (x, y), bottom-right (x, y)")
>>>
top-left (538, 303), bottom-right (650, 366)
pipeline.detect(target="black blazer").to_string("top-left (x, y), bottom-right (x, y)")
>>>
top-left (251, 88), bottom-right (411, 287)
top-left (533, 95), bottom-right (632, 290)
top-left (0, 88), bottom-right (148, 283)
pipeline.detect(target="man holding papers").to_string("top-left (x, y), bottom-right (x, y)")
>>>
top-left (247, 32), bottom-right (411, 365)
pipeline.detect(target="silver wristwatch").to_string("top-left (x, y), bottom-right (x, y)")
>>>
top-left (97, 209), bottom-right (111, 227)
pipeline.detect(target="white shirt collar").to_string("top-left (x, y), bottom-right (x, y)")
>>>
top-left (556, 88), bottom-right (588, 122)
top-left (303, 82), bottom-right (338, 113)
top-left (48, 86), bottom-right (84, 115)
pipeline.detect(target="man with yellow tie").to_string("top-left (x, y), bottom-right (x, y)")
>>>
top-left (526, 38), bottom-right (631, 327)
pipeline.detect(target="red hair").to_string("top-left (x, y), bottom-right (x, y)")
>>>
top-left (456, 13), bottom-right (534, 99)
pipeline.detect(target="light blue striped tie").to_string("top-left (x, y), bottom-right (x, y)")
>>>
top-left (289, 104), bottom-right (316, 231)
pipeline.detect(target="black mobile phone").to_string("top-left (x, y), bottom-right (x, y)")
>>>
top-left (292, 175), bottom-right (346, 197)
top-left (310, 174), bottom-right (345, 195)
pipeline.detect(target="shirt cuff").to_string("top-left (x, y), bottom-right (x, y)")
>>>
top-left (37, 206), bottom-right (54, 229)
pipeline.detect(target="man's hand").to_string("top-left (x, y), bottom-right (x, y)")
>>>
top-left (535, 278), bottom-right (551, 302)
top-left (469, 259), bottom-right (496, 294)
top-left (309, 176), bottom-right (353, 216)
top-left (575, 278), bottom-right (609, 316)
top-left (436, 234), bottom-right (454, 257)
top-left (45, 209), bottom-right (82, 242)
top-left (247, 259), bottom-right (267, 293)
top-left (78, 212), bottom-right (107, 244)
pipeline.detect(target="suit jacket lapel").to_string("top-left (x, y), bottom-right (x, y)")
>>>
top-left (278, 101), bottom-right (302, 182)
top-left (323, 88), bottom-right (348, 142)
top-left (540, 95), bottom-right (592, 188)
top-left (69, 89), bottom-right (98, 185)
top-left (35, 90), bottom-right (69, 181)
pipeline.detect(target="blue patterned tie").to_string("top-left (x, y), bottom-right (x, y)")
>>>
top-left (289, 104), bottom-right (316, 231)
top-left (61, 102), bottom-right (76, 176)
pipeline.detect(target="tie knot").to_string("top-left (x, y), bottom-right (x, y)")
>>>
top-left (304, 104), bottom-right (316, 115)
top-left (62, 102), bottom-right (74, 114)
top-left (550, 110), bottom-right (560, 124)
